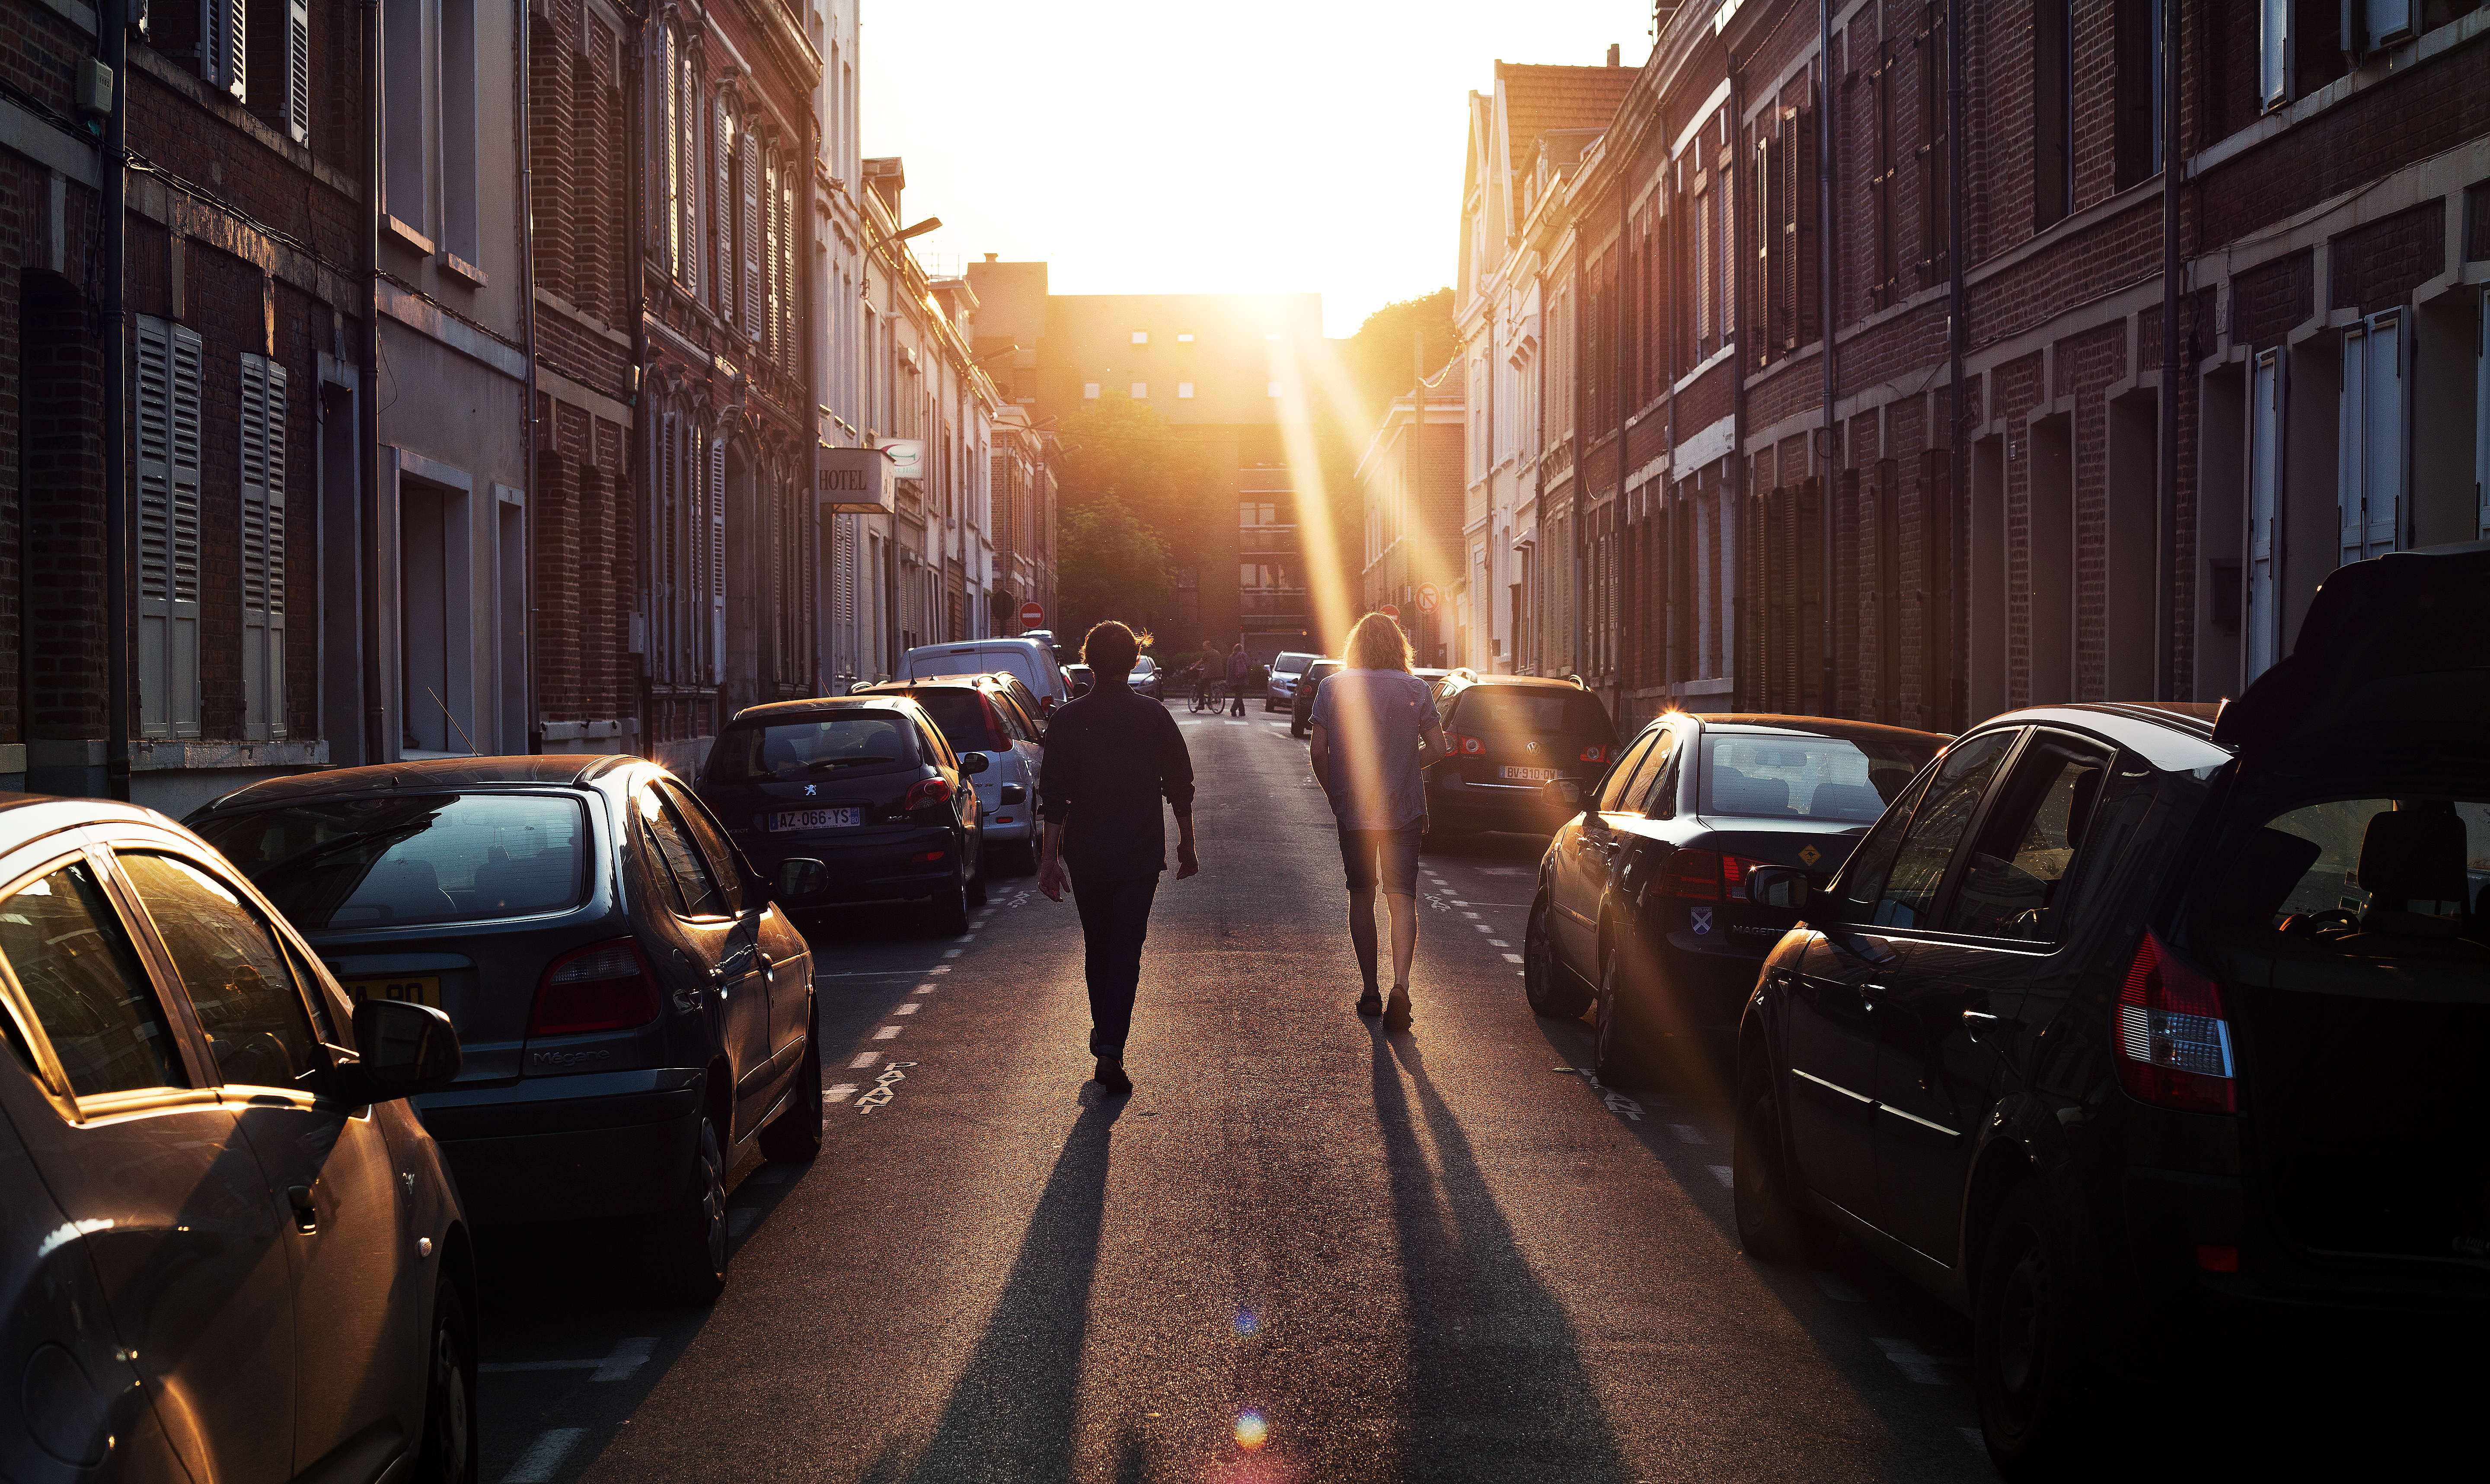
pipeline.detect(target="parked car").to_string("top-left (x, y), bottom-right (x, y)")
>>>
top-left (696, 696), bottom-right (988, 935)
top-left (1525, 713), bottom-right (1944, 1084)
top-left (1065, 663), bottom-right (1095, 697)
top-left (1421, 673), bottom-right (1619, 837)
top-left (0, 795), bottom-right (476, 1481)
top-left (1266, 651), bottom-right (1321, 711)
top-left (1130, 654), bottom-right (1164, 699)
top-left (189, 756), bottom-right (824, 1302)
top-left (1728, 542), bottom-right (2490, 1475)
top-left (1290, 657), bottom-right (1342, 737)
top-left (858, 676), bottom-right (1046, 873)
top-left (902, 637), bottom-right (1072, 715)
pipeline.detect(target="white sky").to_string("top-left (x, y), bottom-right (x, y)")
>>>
top-left (860, 1), bottom-right (1653, 340)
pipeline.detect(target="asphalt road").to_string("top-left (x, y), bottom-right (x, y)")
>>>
top-left (467, 701), bottom-right (2468, 1483)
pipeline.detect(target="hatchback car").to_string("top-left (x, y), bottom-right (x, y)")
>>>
top-left (1527, 714), bottom-right (1944, 1084)
top-left (1290, 657), bottom-right (1342, 737)
top-left (189, 756), bottom-right (823, 1302)
top-left (902, 638), bottom-right (1072, 715)
top-left (859, 677), bottom-right (1045, 873)
top-left (1129, 654), bottom-right (1164, 699)
top-left (696, 696), bottom-right (988, 935)
top-left (1423, 673), bottom-right (1620, 837)
top-left (1266, 651), bottom-right (1320, 711)
top-left (1729, 542), bottom-right (2489, 1475)
top-left (0, 795), bottom-right (474, 1481)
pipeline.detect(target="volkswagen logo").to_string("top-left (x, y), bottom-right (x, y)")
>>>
top-left (1524, 742), bottom-right (1537, 752)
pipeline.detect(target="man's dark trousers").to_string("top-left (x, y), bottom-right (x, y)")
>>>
top-left (1073, 874), bottom-right (1160, 1058)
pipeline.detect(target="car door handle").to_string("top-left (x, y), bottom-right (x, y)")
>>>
top-left (287, 1184), bottom-right (319, 1234)
top-left (1963, 1009), bottom-right (2001, 1042)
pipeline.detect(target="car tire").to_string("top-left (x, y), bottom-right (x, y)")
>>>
top-left (415, 1271), bottom-right (478, 1484)
top-left (660, 1107), bottom-right (728, 1303)
top-left (1733, 1050), bottom-right (1826, 1262)
top-left (1523, 894), bottom-right (1593, 1018)
top-left (1974, 1182), bottom-right (2101, 1480)
top-left (759, 1016), bottom-right (823, 1163)
top-left (1290, 718), bottom-right (1306, 738)
top-left (929, 862), bottom-right (971, 936)
top-left (967, 853), bottom-right (989, 909)
top-left (1592, 941), bottom-right (1654, 1088)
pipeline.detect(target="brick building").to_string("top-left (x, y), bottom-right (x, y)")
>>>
top-left (1459, 4), bottom-right (2489, 732)
top-left (1357, 386), bottom-right (1466, 666)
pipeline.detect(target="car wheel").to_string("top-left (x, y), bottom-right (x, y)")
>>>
top-left (1733, 1050), bottom-right (1825, 1262)
top-left (660, 1107), bottom-right (728, 1302)
top-left (415, 1271), bottom-right (477, 1484)
top-left (1523, 894), bottom-right (1593, 1018)
top-left (1592, 941), bottom-right (1653, 1088)
top-left (929, 861), bottom-right (971, 935)
top-left (1290, 719), bottom-right (1306, 737)
top-left (1974, 1182), bottom-right (2099, 1480)
top-left (759, 1015), bottom-right (823, 1162)
top-left (967, 851), bottom-right (990, 909)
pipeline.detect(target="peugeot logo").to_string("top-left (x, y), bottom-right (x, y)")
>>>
top-left (804, 784), bottom-right (817, 796)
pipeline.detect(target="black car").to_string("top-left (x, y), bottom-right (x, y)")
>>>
top-left (1729, 543), bottom-right (2489, 1475)
top-left (1289, 657), bottom-right (1341, 737)
top-left (698, 696), bottom-right (988, 935)
top-left (1527, 713), bottom-right (1944, 1084)
top-left (1423, 672), bottom-right (1619, 837)
top-left (191, 756), bottom-right (823, 1301)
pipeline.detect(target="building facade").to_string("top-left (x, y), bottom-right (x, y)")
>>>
top-left (1357, 387), bottom-right (1466, 666)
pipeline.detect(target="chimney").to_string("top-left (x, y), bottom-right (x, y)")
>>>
top-left (1606, 42), bottom-right (1620, 67)
top-left (984, 252), bottom-right (998, 262)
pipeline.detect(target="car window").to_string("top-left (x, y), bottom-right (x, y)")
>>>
top-left (0, 858), bottom-right (188, 1097)
top-left (120, 853), bottom-right (325, 1090)
top-left (196, 792), bottom-right (593, 929)
top-left (1698, 731), bottom-right (1939, 821)
top-left (639, 787), bottom-right (730, 918)
top-left (1595, 733), bottom-right (1658, 813)
top-left (660, 782), bottom-right (749, 915)
top-left (2211, 796), bottom-right (2489, 951)
top-left (1844, 730), bottom-right (2017, 929)
top-left (706, 713), bottom-right (917, 783)
top-left (1622, 729), bottom-right (1679, 816)
top-left (1937, 733), bottom-right (2113, 941)
top-left (908, 688), bottom-right (1003, 753)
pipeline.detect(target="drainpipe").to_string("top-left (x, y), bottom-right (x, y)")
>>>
top-left (1817, 0), bottom-right (1839, 719)
top-left (519, 0), bottom-right (540, 752)
top-left (101, 0), bottom-right (129, 798)
top-left (1948, 0), bottom-right (1968, 729)
top-left (1666, 146), bottom-right (1682, 697)
top-left (1727, 73), bottom-right (1747, 712)
top-left (1615, 147), bottom-right (1630, 704)
top-left (1570, 246), bottom-right (1586, 676)
top-left (361, 0), bottom-right (386, 767)
top-left (2155, 0), bottom-right (2181, 700)
top-left (627, 0), bottom-right (651, 752)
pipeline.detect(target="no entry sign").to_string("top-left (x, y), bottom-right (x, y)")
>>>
top-left (1018, 601), bottom-right (1044, 629)
top-left (1378, 604), bottom-right (1401, 619)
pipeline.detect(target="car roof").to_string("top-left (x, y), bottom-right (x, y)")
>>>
top-left (1446, 673), bottom-right (1588, 692)
top-left (731, 694), bottom-right (932, 724)
top-left (1676, 712), bottom-right (1949, 745)
top-left (1961, 701), bottom-right (2232, 772)
top-left (192, 754), bottom-right (641, 815)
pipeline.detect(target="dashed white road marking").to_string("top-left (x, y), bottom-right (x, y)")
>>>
top-left (873, 1025), bottom-right (903, 1040)
top-left (1668, 1123), bottom-right (1710, 1145)
top-left (1708, 1165), bottom-right (1736, 1187)
top-left (913, 983), bottom-right (937, 994)
top-left (483, 1336), bottom-right (654, 1385)
top-left (824, 1083), bottom-right (859, 1104)
top-left (1473, 923), bottom-right (1494, 932)
top-left (942, 948), bottom-right (963, 958)
top-left (1812, 1270), bottom-right (1868, 1302)
top-left (1501, 952), bottom-right (1524, 964)
top-left (1873, 1337), bottom-right (1961, 1385)
top-left (1488, 939), bottom-right (1510, 947)
top-left (749, 1165), bottom-right (791, 1185)
top-left (1463, 911), bottom-right (1480, 918)
top-left (929, 965), bottom-right (951, 974)
top-left (848, 1051), bottom-right (881, 1069)
top-left (1960, 1427), bottom-right (1986, 1452)
top-left (501, 1428), bottom-right (587, 1483)
top-left (955, 934), bottom-right (976, 941)
top-left (893, 1002), bottom-right (919, 1015)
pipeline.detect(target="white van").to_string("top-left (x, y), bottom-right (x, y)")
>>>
top-left (902, 638), bottom-right (1073, 716)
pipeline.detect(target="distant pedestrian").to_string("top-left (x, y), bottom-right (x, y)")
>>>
top-left (1308, 612), bottom-right (1447, 1030)
top-left (1227, 642), bottom-right (1251, 716)
top-left (1037, 622), bottom-right (1200, 1094)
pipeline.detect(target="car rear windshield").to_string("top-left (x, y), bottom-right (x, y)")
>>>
top-left (1698, 732), bottom-right (1938, 821)
top-left (197, 793), bottom-right (592, 929)
top-left (1455, 687), bottom-right (1615, 742)
top-left (900, 689), bottom-right (1006, 753)
top-left (1273, 653), bottom-right (1315, 676)
top-left (706, 713), bottom-right (921, 783)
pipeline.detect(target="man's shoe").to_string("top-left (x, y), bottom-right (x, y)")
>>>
top-left (1356, 990), bottom-right (1384, 1017)
top-left (1093, 1058), bottom-right (1134, 1095)
top-left (1383, 989), bottom-right (1414, 1031)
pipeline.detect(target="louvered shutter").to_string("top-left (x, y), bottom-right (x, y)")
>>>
top-left (741, 131), bottom-right (762, 338)
top-left (287, 0), bottom-right (310, 143)
top-left (661, 29), bottom-right (680, 277)
top-left (708, 440), bottom-right (728, 685)
top-left (763, 156), bottom-right (781, 361)
top-left (241, 354), bottom-right (290, 741)
top-left (679, 62), bottom-right (699, 294)
top-left (713, 101), bottom-right (734, 317)
top-left (2246, 350), bottom-right (2284, 681)
top-left (138, 318), bottom-right (204, 739)
top-left (2339, 312), bottom-right (2405, 565)
top-left (204, 0), bottom-right (248, 99)
top-left (781, 176), bottom-right (796, 364)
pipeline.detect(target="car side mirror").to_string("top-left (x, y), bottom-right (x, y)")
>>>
top-left (1747, 866), bottom-right (1812, 911)
top-left (775, 856), bottom-right (826, 902)
top-left (960, 751), bottom-right (990, 775)
top-left (1543, 778), bottom-right (1583, 810)
top-left (317, 999), bottom-right (460, 1104)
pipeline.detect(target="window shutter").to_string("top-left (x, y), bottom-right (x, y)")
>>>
top-left (137, 318), bottom-right (204, 740)
top-left (763, 155), bottom-right (782, 361)
top-left (2258, 0), bottom-right (2289, 109)
top-left (742, 131), bottom-right (763, 338)
top-left (782, 174), bottom-right (797, 364)
top-left (241, 354), bottom-right (290, 742)
top-left (708, 439), bottom-right (727, 685)
top-left (287, 0), bottom-right (310, 142)
top-left (2246, 349), bottom-right (2284, 681)
top-left (2338, 312), bottom-right (2405, 565)
top-left (713, 101), bottom-right (733, 316)
top-left (661, 29), bottom-right (680, 276)
top-left (204, 0), bottom-right (248, 99)
top-left (679, 63), bottom-right (699, 294)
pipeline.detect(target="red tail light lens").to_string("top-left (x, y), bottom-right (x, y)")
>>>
top-left (530, 938), bottom-right (660, 1036)
top-left (1453, 733), bottom-right (1486, 756)
top-left (1580, 744), bottom-right (1611, 764)
top-left (979, 694), bottom-right (1012, 750)
top-left (1657, 849), bottom-right (1778, 901)
top-left (904, 777), bottom-right (955, 812)
top-left (2115, 931), bottom-right (2236, 1114)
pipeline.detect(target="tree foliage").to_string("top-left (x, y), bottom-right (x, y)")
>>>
top-left (1056, 498), bottom-right (1175, 639)
top-left (1054, 394), bottom-right (1216, 566)
top-left (1338, 288), bottom-right (1456, 418)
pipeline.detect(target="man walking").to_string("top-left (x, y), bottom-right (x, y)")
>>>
top-left (1308, 612), bottom-right (1446, 1031)
top-left (1037, 621), bottom-right (1199, 1093)
top-left (1226, 641), bottom-right (1251, 716)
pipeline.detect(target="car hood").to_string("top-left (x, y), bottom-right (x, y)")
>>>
top-left (2212, 541), bottom-right (2490, 752)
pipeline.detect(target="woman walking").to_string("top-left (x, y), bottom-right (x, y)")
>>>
top-left (1037, 622), bottom-right (1200, 1093)
top-left (1307, 612), bottom-right (1447, 1031)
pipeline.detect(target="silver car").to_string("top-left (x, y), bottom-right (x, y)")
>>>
top-left (188, 756), bottom-right (823, 1302)
top-left (0, 795), bottom-right (473, 1481)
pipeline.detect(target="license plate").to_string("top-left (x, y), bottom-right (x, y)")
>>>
top-left (772, 807), bottom-right (861, 831)
top-left (343, 975), bottom-right (441, 1008)
top-left (1501, 766), bottom-right (1560, 782)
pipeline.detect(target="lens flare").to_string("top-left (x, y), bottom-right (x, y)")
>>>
top-left (1234, 1411), bottom-right (1268, 1451)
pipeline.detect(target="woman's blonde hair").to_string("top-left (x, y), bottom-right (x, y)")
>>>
top-left (1345, 611), bottom-right (1413, 672)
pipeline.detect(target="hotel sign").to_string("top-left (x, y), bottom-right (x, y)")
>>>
top-left (817, 444), bottom-right (894, 514)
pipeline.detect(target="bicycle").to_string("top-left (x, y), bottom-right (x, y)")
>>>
top-left (1190, 676), bottom-right (1226, 713)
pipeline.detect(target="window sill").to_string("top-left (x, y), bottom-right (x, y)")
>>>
top-left (384, 214), bottom-right (436, 257)
top-left (439, 251), bottom-right (488, 289)
top-left (2189, 9), bottom-right (2490, 179)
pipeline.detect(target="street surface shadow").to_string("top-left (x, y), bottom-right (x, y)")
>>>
top-left (1372, 1033), bottom-right (1636, 1481)
top-left (898, 1091), bottom-right (1127, 1480)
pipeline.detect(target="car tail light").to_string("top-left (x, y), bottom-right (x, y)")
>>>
top-left (530, 938), bottom-right (660, 1036)
top-left (2115, 931), bottom-right (2236, 1114)
top-left (1452, 733), bottom-right (1486, 755)
top-left (1657, 849), bottom-right (1778, 901)
top-left (904, 777), bottom-right (954, 812)
top-left (980, 694), bottom-right (1012, 750)
top-left (1580, 744), bottom-right (1611, 764)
